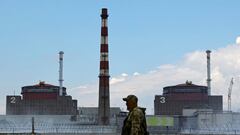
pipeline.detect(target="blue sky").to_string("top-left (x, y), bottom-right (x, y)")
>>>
top-left (0, 1), bottom-right (240, 114)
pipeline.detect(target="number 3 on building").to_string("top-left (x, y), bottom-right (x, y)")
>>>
top-left (160, 97), bottom-right (165, 103)
top-left (10, 97), bottom-right (16, 104)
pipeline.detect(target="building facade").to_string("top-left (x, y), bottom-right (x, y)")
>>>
top-left (154, 81), bottom-right (223, 115)
top-left (6, 81), bottom-right (77, 115)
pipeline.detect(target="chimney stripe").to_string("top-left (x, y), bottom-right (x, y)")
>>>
top-left (102, 20), bottom-right (108, 27)
top-left (100, 44), bottom-right (108, 52)
top-left (101, 36), bottom-right (108, 44)
top-left (101, 27), bottom-right (108, 36)
top-left (100, 61), bottom-right (109, 69)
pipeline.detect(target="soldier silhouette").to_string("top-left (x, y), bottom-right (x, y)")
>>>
top-left (121, 95), bottom-right (149, 135)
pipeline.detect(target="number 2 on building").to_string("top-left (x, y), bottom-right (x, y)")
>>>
top-left (10, 97), bottom-right (16, 104)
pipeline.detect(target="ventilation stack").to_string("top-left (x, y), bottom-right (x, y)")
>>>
top-left (59, 51), bottom-right (64, 96)
top-left (206, 50), bottom-right (211, 95)
top-left (98, 8), bottom-right (110, 125)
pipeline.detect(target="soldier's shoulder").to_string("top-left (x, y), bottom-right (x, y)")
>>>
top-left (132, 107), bottom-right (144, 116)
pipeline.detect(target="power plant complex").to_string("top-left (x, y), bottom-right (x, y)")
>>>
top-left (1, 8), bottom-right (240, 135)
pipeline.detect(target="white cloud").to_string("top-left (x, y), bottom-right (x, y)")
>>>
top-left (69, 41), bottom-right (240, 114)
top-left (133, 72), bottom-right (140, 76)
top-left (109, 73), bottom-right (130, 85)
top-left (76, 86), bottom-right (88, 89)
top-left (110, 77), bottom-right (126, 85)
top-left (236, 36), bottom-right (240, 44)
top-left (121, 73), bottom-right (128, 77)
top-left (70, 84), bottom-right (97, 95)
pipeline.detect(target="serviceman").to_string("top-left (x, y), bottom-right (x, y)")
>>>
top-left (121, 95), bottom-right (149, 135)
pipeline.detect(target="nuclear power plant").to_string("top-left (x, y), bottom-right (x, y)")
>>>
top-left (2, 8), bottom-right (240, 135)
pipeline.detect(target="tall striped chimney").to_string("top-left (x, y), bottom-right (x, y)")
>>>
top-left (59, 51), bottom-right (64, 96)
top-left (206, 50), bottom-right (211, 95)
top-left (98, 8), bottom-right (110, 125)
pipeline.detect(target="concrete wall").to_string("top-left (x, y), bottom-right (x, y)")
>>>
top-left (2, 112), bottom-right (240, 134)
top-left (196, 111), bottom-right (240, 130)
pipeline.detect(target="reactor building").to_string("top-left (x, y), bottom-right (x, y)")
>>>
top-left (154, 50), bottom-right (223, 115)
top-left (6, 81), bottom-right (77, 115)
top-left (6, 52), bottom-right (78, 115)
top-left (154, 81), bottom-right (223, 115)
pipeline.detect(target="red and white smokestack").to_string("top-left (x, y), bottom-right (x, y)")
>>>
top-left (98, 8), bottom-right (110, 125)
top-left (100, 8), bottom-right (109, 77)
top-left (206, 50), bottom-right (211, 95)
top-left (59, 51), bottom-right (64, 96)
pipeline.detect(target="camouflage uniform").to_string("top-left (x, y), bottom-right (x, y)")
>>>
top-left (122, 107), bottom-right (148, 135)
